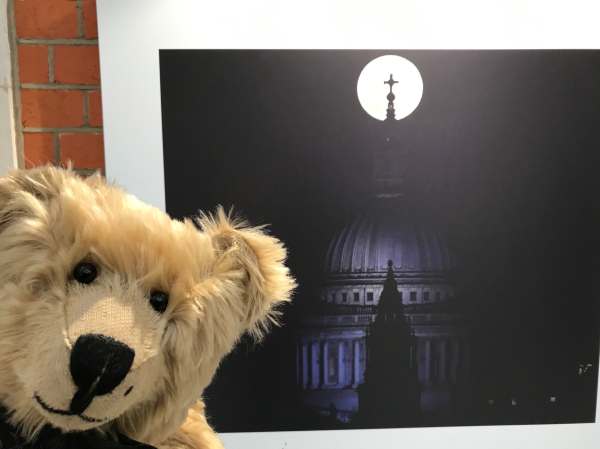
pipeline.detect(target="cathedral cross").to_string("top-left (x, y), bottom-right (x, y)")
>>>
top-left (384, 74), bottom-right (398, 94)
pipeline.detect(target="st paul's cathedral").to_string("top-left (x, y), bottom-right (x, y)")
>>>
top-left (296, 74), bottom-right (471, 426)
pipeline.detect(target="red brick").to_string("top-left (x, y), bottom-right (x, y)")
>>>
top-left (59, 133), bottom-right (104, 170)
top-left (21, 90), bottom-right (85, 128)
top-left (82, 0), bottom-right (98, 39)
top-left (23, 133), bottom-right (55, 168)
top-left (54, 45), bottom-right (100, 85)
top-left (88, 90), bottom-right (103, 126)
top-left (18, 45), bottom-right (49, 84)
top-left (14, 0), bottom-right (78, 39)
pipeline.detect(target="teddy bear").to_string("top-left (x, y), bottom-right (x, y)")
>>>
top-left (0, 166), bottom-right (296, 449)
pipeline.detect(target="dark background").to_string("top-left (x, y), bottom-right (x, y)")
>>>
top-left (159, 50), bottom-right (600, 432)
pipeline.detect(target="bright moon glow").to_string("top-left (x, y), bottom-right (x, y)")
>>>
top-left (357, 55), bottom-right (424, 121)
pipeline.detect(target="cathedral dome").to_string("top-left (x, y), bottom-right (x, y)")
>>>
top-left (324, 203), bottom-right (453, 276)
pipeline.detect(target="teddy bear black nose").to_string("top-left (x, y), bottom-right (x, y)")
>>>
top-left (69, 334), bottom-right (135, 414)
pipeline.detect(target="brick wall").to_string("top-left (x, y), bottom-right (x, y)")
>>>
top-left (12, 0), bottom-right (104, 173)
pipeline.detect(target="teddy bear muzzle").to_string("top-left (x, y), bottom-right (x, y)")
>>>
top-left (68, 333), bottom-right (135, 414)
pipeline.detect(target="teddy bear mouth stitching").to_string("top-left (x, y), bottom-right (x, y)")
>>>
top-left (33, 393), bottom-right (107, 423)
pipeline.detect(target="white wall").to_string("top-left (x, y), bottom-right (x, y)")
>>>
top-left (97, 1), bottom-right (600, 448)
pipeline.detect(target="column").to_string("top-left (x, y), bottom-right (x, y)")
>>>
top-left (302, 343), bottom-right (309, 389)
top-left (310, 341), bottom-right (320, 389)
top-left (337, 340), bottom-right (345, 387)
top-left (320, 340), bottom-right (329, 387)
top-left (306, 342), bottom-right (312, 387)
top-left (352, 339), bottom-right (361, 387)
top-left (439, 339), bottom-right (447, 384)
top-left (424, 339), bottom-right (432, 385)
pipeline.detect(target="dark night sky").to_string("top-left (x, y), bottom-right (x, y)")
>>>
top-left (159, 50), bottom-right (600, 431)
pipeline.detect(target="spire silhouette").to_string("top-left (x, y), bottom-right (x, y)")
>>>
top-left (376, 260), bottom-right (404, 321)
top-left (355, 258), bottom-right (421, 427)
top-left (384, 74), bottom-right (398, 121)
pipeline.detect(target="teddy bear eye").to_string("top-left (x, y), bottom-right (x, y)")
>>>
top-left (149, 290), bottom-right (169, 314)
top-left (72, 262), bottom-right (98, 285)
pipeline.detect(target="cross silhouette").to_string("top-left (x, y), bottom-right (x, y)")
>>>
top-left (384, 73), bottom-right (398, 93)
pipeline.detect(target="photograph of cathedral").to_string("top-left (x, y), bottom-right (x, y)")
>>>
top-left (158, 50), bottom-right (600, 432)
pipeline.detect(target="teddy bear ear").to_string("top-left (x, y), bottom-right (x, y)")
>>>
top-left (0, 165), bottom-right (69, 230)
top-left (197, 207), bottom-right (297, 339)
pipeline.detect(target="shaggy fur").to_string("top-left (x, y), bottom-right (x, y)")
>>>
top-left (0, 166), bottom-right (296, 448)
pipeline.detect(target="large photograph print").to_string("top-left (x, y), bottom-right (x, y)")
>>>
top-left (159, 50), bottom-right (600, 432)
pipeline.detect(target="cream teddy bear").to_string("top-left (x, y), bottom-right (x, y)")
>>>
top-left (0, 167), bottom-right (295, 449)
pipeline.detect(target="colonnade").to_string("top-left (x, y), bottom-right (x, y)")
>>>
top-left (297, 336), bottom-right (470, 389)
top-left (297, 338), bottom-right (363, 389)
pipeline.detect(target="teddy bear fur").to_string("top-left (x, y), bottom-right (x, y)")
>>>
top-left (0, 166), bottom-right (296, 448)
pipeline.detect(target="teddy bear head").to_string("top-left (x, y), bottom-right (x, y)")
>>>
top-left (0, 167), bottom-right (295, 441)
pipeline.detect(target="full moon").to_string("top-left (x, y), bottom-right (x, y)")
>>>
top-left (357, 55), bottom-right (424, 121)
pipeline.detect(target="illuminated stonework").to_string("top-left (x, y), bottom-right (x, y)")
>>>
top-left (297, 203), bottom-right (470, 423)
